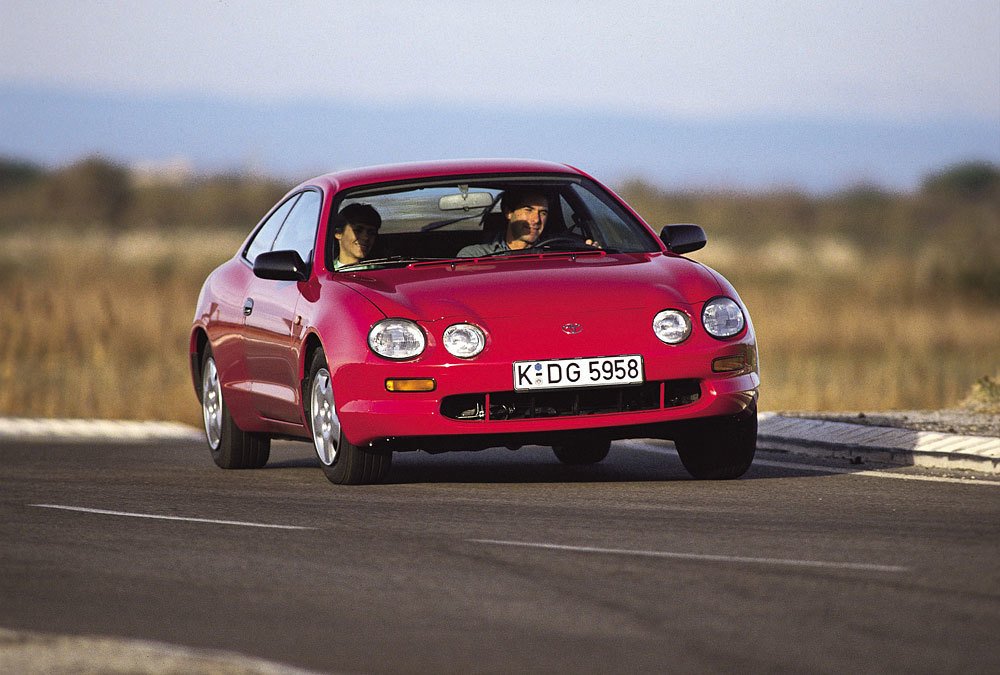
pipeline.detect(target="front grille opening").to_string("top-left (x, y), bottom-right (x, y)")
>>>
top-left (440, 379), bottom-right (701, 421)
top-left (441, 394), bottom-right (485, 420)
top-left (664, 379), bottom-right (701, 407)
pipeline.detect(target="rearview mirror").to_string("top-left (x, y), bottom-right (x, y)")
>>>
top-left (253, 250), bottom-right (309, 281)
top-left (659, 224), bottom-right (707, 254)
top-left (439, 192), bottom-right (494, 211)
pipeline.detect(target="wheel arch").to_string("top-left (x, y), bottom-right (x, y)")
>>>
top-left (190, 327), bottom-right (210, 402)
top-left (299, 331), bottom-right (326, 410)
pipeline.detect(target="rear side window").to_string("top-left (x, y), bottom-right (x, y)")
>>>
top-left (245, 195), bottom-right (300, 264)
top-left (271, 190), bottom-right (322, 263)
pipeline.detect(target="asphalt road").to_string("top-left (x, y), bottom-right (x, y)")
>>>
top-left (1, 438), bottom-right (998, 674)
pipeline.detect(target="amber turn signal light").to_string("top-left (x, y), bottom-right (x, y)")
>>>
top-left (712, 354), bottom-right (747, 373)
top-left (712, 345), bottom-right (757, 374)
top-left (385, 378), bottom-right (436, 392)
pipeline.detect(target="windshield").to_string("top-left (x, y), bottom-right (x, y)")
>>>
top-left (327, 174), bottom-right (659, 271)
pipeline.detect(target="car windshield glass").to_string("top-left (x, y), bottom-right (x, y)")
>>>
top-left (327, 175), bottom-right (658, 270)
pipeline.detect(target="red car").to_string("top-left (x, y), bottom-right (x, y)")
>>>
top-left (190, 159), bottom-right (759, 484)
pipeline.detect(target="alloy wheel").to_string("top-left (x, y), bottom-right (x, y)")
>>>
top-left (202, 357), bottom-right (223, 450)
top-left (310, 368), bottom-right (340, 466)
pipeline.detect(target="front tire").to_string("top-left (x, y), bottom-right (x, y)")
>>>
top-left (674, 404), bottom-right (757, 480)
top-left (201, 349), bottom-right (270, 469)
top-left (307, 348), bottom-right (391, 485)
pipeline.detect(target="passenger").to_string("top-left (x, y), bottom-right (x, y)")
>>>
top-left (332, 203), bottom-right (381, 270)
top-left (457, 189), bottom-right (549, 257)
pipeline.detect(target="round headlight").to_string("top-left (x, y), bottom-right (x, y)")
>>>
top-left (652, 309), bottom-right (691, 344)
top-left (443, 323), bottom-right (486, 358)
top-left (702, 297), bottom-right (745, 338)
top-left (368, 319), bottom-right (426, 359)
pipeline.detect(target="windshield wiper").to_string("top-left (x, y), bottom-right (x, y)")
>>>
top-left (533, 242), bottom-right (621, 254)
top-left (478, 242), bottom-right (618, 258)
top-left (336, 256), bottom-right (435, 271)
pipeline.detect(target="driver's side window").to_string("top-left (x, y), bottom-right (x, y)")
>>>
top-left (245, 195), bottom-right (299, 264)
top-left (271, 190), bottom-right (322, 263)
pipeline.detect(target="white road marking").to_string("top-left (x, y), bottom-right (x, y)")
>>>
top-left (469, 539), bottom-right (910, 573)
top-left (624, 441), bottom-right (1000, 486)
top-left (30, 504), bottom-right (314, 530)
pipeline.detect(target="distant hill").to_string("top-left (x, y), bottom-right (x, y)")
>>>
top-left (2, 82), bottom-right (997, 192)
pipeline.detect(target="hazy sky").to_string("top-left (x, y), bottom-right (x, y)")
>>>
top-left (2, 0), bottom-right (998, 122)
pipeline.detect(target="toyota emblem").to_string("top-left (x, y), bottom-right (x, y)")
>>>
top-left (561, 323), bottom-right (583, 335)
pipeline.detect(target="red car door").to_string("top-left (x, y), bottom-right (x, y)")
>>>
top-left (243, 279), bottom-right (306, 423)
top-left (203, 259), bottom-right (256, 422)
top-left (243, 190), bottom-right (322, 425)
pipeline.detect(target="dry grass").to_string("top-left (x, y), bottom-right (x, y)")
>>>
top-left (0, 228), bottom-right (244, 426)
top-left (0, 228), bottom-right (997, 426)
top-left (698, 238), bottom-right (1000, 412)
top-left (960, 374), bottom-right (1000, 414)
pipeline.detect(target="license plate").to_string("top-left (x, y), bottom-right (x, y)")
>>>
top-left (513, 355), bottom-right (644, 391)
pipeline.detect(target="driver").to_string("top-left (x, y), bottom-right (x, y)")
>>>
top-left (457, 189), bottom-right (549, 257)
top-left (333, 203), bottom-right (381, 270)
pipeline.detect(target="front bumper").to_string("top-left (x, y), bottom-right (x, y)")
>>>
top-left (334, 354), bottom-right (759, 449)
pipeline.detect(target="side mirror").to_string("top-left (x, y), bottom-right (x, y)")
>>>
top-left (253, 250), bottom-right (309, 281)
top-left (659, 223), bottom-right (707, 254)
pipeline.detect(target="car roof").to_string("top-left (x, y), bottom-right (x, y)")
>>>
top-left (296, 159), bottom-right (592, 194)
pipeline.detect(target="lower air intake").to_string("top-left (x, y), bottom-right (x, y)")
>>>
top-left (440, 380), bottom-right (700, 421)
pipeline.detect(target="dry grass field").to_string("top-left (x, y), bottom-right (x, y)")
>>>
top-left (0, 229), bottom-right (243, 426)
top-left (1, 225), bottom-right (996, 427)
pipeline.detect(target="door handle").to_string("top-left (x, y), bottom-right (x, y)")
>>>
top-left (243, 298), bottom-right (254, 316)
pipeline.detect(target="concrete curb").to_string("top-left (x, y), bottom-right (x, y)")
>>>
top-left (0, 417), bottom-right (202, 443)
top-left (0, 628), bottom-right (318, 675)
top-left (758, 412), bottom-right (1000, 474)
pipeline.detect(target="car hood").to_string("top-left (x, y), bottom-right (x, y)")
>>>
top-left (332, 253), bottom-right (724, 322)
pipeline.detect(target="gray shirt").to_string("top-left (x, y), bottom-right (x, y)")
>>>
top-left (457, 232), bottom-right (510, 257)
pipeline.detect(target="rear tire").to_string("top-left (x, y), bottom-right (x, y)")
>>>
top-left (306, 348), bottom-right (391, 485)
top-left (674, 404), bottom-right (757, 480)
top-left (201, 349), bottom-right (270, 469)
top-left (552, 439), bottom-right (612, 465)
